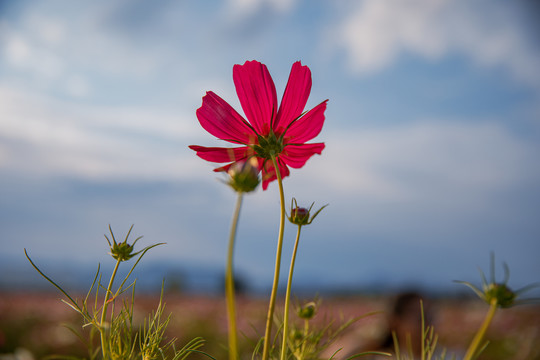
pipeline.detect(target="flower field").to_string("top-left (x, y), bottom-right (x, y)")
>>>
top-left (1, 291), bottom-right (539, 359)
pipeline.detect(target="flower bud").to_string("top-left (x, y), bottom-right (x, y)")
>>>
top-left (291, 329), bottom-right (304, 346)
top-left (288, 198), bottom-right (328, 226)
top-left (227, 157), bottom-right (260, 193)
top-left (110, 241), bottom-right (136, 261)
top-left (290, 207), bottom-right (310, 225)
top-left (297, 301), bottom-right (317, 320)
top-left (105, 225), bottom-right (142, 262)
top-left (455, 253), bottom-right (539, 308)
top-left (486, 283), bottom-right (516, 308)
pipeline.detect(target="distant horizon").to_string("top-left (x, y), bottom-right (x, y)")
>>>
top-left (5, 253), bottom-right (537, 300)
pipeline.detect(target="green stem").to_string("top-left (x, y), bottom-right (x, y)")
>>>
top-left (280, 225), bottom-right (302, 360)
top-left (100, 258), bottom-right (121, 360)
top-left (301, 318), bottom-right (309, 360)
top-left (226, 192), bottom-right (244, 360)
top-left (262, 154), bottom-right (287, 360)
top-left (463, 298), bottom-right (498, 360)
top-left (421, 300), bottom-right (425, 360)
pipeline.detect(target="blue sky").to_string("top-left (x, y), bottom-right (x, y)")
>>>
top-left (1, 0), bottom-right (539, 294)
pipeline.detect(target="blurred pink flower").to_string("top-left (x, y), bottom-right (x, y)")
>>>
top-left (189, 60), bottom-right (327, 190)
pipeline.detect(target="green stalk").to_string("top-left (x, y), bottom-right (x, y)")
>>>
top-left (463, 298), bottom-right (498, 360)
top-left (421, 300), bottom-right (425, 360)
top-left (225, 192), bottom-right (244, 360)
top-left (100, 258), bottom-right (121, 360)
top-left (280, 225), bottom-right (302, 360)
top-left (301, 318), bottom-right (309, 360)
top-left (262, 154), bottom-right (287, 360)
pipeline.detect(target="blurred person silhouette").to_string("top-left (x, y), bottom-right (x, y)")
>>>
top-left (324, 291), bottom-right (430, 360)
top-left (375, 291), bottom-right (429, 358)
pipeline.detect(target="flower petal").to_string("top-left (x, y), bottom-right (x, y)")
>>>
top-left (189, 145), bottom-right (249, 163)
top-left (280, 143), bottom-right (325, 169)
top-left (285, 100), bottom-right (327, 144)
top-left (261, 158), bottom-right (290, 190)
top-left (196, 91), bottom-right (256, 144)
top-left (213, 157), bottom-right (263, 174)
top-left (233, 60), bottom-right (277, 135)
top-left (213, 163), bottom-right (233, 173)
top-left (274, 61), bottom-right (312, 132)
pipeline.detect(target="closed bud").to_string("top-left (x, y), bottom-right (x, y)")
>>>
top-left (486, 283), bottom-right (516, 308)
top-left (288, 198), bottom-right (328, 226)
top-left (455, 252), bottom-right (539, 308)
top-left (291, 329), bottom-right (304, 342)
top-left (110, 241), bottom-right (136, 261)
top-left (297, 301), bottom-right (317, 320)
top-left (227, 157), bottom-right (260, 193)
top-left (290, 207), bottom-right (310, 225)
top-left (105, 225), bottom-right (143, 262)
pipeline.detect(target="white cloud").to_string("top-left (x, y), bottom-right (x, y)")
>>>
top-left (1, 20), bottom-right (64, 80)
top-left (333, 0), bottom-right (540, 87)
top-left (2, 86), bottom-right (538, 216)
top-left (0, 7), bottom-right (165, 99)
top-left (299, 121), bottom-right (540, 208)
top-left (64, 74), bottom-right (91, 98)
top-left (227, 0), bottom-right (296, 17)
top-left (26, 12), bottom-right (66, 46)
top-left (0, 87), bottom-right (204, 180)
top-left (3, 32), bottom-right (31, 64)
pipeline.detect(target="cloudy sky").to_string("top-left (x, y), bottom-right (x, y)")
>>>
top-left (1, 0), bottom-right (539, 294)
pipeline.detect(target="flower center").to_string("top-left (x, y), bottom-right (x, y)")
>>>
top-left (252, 130), bottom-right (284, 159)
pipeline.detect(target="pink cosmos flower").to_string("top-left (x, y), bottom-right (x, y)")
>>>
top-left (189, 60), bottom-right (327, 190)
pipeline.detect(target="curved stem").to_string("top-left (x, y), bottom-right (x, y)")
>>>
top-left (463, 298), bottom-right (498, 360)
top-left (280, 225), bottom-right (302, 360)
top-left (100, 258), bottom-right (121, 360)
top-left (262, 154), bottom-right (287, 360)
top-left (226, 192), bottom-right (244, 360)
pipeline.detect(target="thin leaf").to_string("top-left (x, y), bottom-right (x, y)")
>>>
top-left (24, 249), bottom-right (82, 313)
top-left (502, 262), bottom-right (510, 284)
top-left (489, 252), bottom-right (495, 285)
top-left (345, 351), bottom-right (392, 359)
top-left (454, 280), bottom-right (485, 300)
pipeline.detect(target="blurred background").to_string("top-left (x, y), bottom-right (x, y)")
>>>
top-left (1, 0), bottom-right (539, 294)
top-left (1, 0), bottom-right (540, 358)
